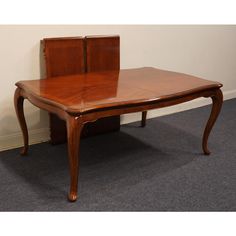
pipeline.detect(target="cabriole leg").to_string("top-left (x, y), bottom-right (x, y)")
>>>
top-left (66, 115), bottom-right (84, 202)
top-left (14, 88), bottom-right (28, 155)
top-left (202, 89), bottom-right (223, 155)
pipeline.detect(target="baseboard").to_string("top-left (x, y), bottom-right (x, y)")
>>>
top-left (121, 89), bottom-right (236, 125)
top-left (1, 89), bottom-right (236, 152)
top-left (0, 128), bottom-right (50, 152)
top-left (223, 89), bottom-right (236, 100)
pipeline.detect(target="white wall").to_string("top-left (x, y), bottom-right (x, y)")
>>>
top-left (0, 25), bottom-right (236, 151)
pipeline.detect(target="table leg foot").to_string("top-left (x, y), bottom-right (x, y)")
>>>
top-left (202, 89), bottom-right (223, 155)
top-left (14, 88), bottom-right (29, 155)
top-left (68, 192), bottom-right (78, 202)
top-left (66, 115), bottom-right (84, 202)
top-left (141, 111), bottom-right (147, 127)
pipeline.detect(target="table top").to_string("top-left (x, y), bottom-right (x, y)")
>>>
top-left (16, 67), bottom-right (222, 114)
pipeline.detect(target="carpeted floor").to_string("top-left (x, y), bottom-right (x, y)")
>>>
top-left (0, 98), bottom-right (235, 211)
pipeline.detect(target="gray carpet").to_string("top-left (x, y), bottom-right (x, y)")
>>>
top-left (0, 99), bottom-right (235, 211)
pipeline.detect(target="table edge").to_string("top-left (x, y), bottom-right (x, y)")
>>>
top-left (16, 82), bottom-right (222, 116)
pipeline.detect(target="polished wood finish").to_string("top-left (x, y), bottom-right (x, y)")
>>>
top-left (15, 67), bottom-right (223, 201)
top-left (43, 37), bottom-right (85, 144)
top-left (85, 35), bottom-right (146, 127)
top-left (84, 35), bottom-right (120, 136)
top-left (66, 115), bottom-right (84, 201)
top-left (43, 37), bottom-right (85, 77)
top-left (202, 89), bottom-right (223, 155)
top-left (85, 35), bottom-right (120, 72)
top-left (14, 88), bottom-right (29, 155)
top-left (43, 36), bottom-right (121, 144)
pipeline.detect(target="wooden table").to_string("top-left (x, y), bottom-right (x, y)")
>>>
top-left (14, 67), bottom-right (223, 201)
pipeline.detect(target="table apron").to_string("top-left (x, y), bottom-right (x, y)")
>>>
top-left (20, 87), bottom-right (220, 124)
top-left (79, 88), bottom-right (220, 123)
top-left (20, 89), bottom-right (68, 121)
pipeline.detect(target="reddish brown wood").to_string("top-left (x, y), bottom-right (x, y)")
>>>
top-left (43, 37), bottom-right (85, 77)
top-left (43, 37), bottom-right (85, 144)
top-left (85, 35), bottom-right (120, 72)
top-left (19, 68), bottom-right (222, 114)
top-left (66, 115), bottom-right (84, 202)
top-left (85, 35), bottom-right (146, 127)
top-left (85, 35), bottom-right (120, 134)
top-left (14, 88), bottom-right (28, 155)
top-left (15, 67), bottom-right (223, 201)
top-left (202, 89), bottom-right (223, 155)
top-left (43, 36), bottom-right (122, 144)
top-left (49, 114), bottom-right (67, 143)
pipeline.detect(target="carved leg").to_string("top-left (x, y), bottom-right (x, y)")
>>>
top-left (66, 115), bottom-right (84, 202)
top-left (202, 89), bottom-right (223, 155)
top-left (141, 111), bottom-right (147, 127)
top-left (14, 88), bottom-right (28, 155)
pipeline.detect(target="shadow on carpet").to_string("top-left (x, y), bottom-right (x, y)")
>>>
top-left (0, 99), bottom-right (235, 211)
